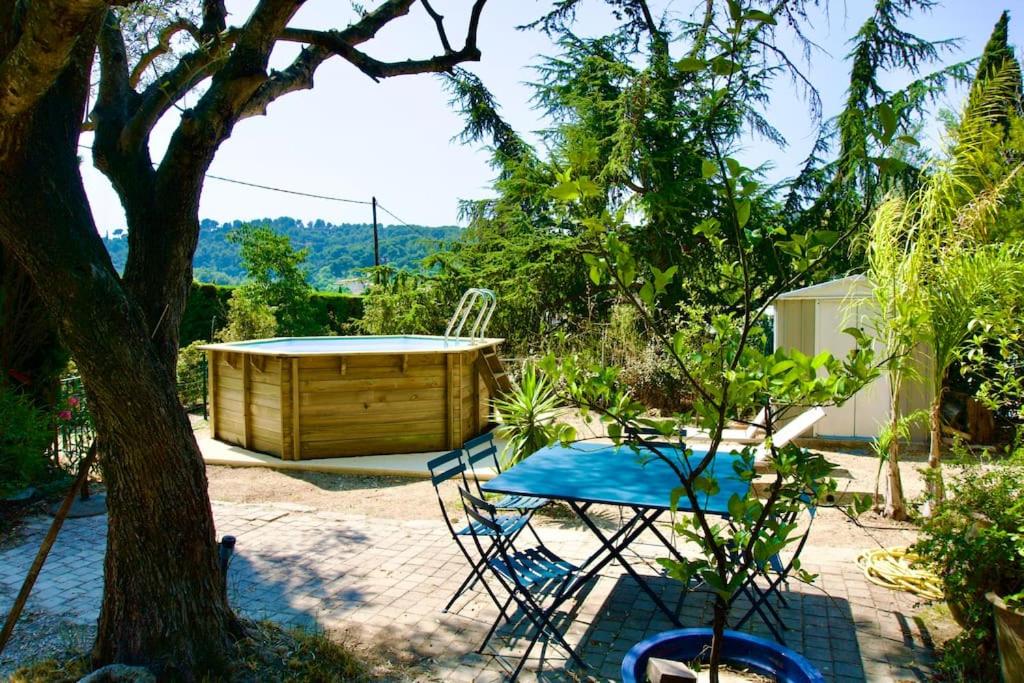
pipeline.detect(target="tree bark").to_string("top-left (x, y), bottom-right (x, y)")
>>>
top-left (885, 389), bottom-right (908, 521)
top-left (927, 391), bottom-right (945, 503)
top-left (0, 14), bottom-right (236, 679)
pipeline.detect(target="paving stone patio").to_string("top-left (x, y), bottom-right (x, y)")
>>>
top-left (0, 502), bottom-right (934, 681)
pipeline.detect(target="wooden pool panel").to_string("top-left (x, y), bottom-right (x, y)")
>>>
top-left (205, 345), bottom-right (500, 459)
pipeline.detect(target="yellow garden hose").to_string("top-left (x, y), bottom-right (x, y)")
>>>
top-left (856, 547), bottom-right (945, 601)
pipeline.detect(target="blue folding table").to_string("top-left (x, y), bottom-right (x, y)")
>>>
top-left (481, 441), bottom-right (751, 626)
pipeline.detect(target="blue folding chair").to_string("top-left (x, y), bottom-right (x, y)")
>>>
top-left (463, 432), bottom-right (548, 513)
top-left (459, 487), bottom-right (585, 680)
top-left (730, 497), bottom-right (818, 643)
top-left (427, 448), bottom-right (530, 614)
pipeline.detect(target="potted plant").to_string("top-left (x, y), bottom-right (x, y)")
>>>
top-left (986, 590), bottom-right (1024, 683)
top-left (621, 629), bottom-right (825, 683)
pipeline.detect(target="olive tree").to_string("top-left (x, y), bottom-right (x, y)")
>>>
top-left (0, 0), bottom-right (490, 676)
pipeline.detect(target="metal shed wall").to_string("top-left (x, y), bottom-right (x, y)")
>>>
top-left (773, 276), bottom-right (932, 442)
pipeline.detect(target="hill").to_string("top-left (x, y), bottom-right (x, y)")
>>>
top-left (102, 216), bottom-right (462, 291)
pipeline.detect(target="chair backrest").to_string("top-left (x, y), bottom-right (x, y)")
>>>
top-left (754, 406), bottom-right (826, 460)
top-left (427, 449), bottom-right (468, 537)
top-left (458, 487), bottom-right (503, 550)
top-left (463, 431), bottom-right (500, 496)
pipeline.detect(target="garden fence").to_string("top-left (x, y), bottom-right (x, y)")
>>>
top-left (49, 357), bottom-right (208, 476)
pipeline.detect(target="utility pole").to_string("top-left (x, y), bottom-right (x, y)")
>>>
top-left (371, 196), bottom-right (380, 268)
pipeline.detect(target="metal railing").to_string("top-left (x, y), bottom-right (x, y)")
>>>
top-left (444, 288), bottom-right (496, 341)
top-left (49, 358), bottom-right (208, 476)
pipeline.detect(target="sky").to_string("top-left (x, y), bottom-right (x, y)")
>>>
top-left (81, 1), bottom-right (1024, 234)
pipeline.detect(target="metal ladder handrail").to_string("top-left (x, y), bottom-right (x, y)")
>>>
top-left (444, 288), bottom-right (496, 341)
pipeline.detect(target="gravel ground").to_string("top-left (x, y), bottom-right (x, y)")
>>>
top-left (0, 609), bottom-right (93, 678)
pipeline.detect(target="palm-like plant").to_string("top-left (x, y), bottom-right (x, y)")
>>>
top-left (865, 197), bottom-right (927, 521)
top-left (922, 246), bottom-right (1024, 500)
top-left (493, 362), bottom-right (570, 467)
top-left (866, 58), bottom-right (1024, 510)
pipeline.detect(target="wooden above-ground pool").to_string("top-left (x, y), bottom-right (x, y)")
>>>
top-left (199, 335), bottom-right (509, 460)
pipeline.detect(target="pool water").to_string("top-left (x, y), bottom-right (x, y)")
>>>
top-left (213, 335), bottom-right (481, 354)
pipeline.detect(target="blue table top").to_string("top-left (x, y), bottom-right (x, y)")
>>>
top-left (481, 442), bottom-right (750, 515)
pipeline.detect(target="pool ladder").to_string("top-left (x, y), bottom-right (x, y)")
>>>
top-left (444, 288), bottom-right (496, 341)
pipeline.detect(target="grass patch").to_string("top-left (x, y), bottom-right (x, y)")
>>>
top-left (229, 620), bottom-right (373, 682)
top-left (9, 621), bottom-right (401, 683)
top-left (9, 656), bottom-right (89, 682)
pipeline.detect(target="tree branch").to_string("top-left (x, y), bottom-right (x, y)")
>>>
top-left (129, 19), bottom-right (203, 88)
top-left (200, 0), bottom-right (228, 38)
top-left (0, 0), bottom-right (109, 118)
top-left (279, 0), bottom-right (487, 82)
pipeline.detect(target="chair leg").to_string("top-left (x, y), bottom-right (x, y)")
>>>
top-left (443, 566), bottom-right (477, 613)
top-left (477, 592), bottom-right (516, 654)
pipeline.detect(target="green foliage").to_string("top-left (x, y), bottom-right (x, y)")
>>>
top-left (226, 225), bottom-right (320, 336)
top-left (0, 384), bottom-right (54, 497)
top-left (539, 32), bottom-right (881, 678)
top-left (176, 341), bottom-right (208, 409)
top-left (103, 217), bottom-right (461, 290)
top-left (216, 290), bottom-right (278, 343)
top-left (914, 451), bottom-right (1024, 681)
top-left (180, 282), bottom-right (364, 346)
top-left (494, 363), bottom-right (574, 468)
top-left (180, 282), bottom-right (232, 346)
top-left (357, 269), bottom-right (447, 336)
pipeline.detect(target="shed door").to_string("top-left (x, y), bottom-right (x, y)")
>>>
top-left (813, 299), bottom-right (890, 438)
top-left (814, 300), bottom-right (858, 436)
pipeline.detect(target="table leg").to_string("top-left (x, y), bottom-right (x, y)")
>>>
top-left (566, 501), bottom-right (683, 627)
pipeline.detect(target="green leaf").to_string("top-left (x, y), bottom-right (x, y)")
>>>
top-left (677, 57), bottom-right (707, 72)
top-left (743, 9), bottom-right (777, 24)
top-left (877, 103), bottom-right (897, 143)
top-left (711, 58), bottom-right (741, 76)
top-left (639, 281), bottom-right (655, 306)
top-left (736, 199), bottom-right (751, 228)
top-left (694, 218), bottom-right (721, 237)
top-left (577, 177), bottom-right (601, 197)
top-left (701, 159), bottom-right (718, 179)
top-left (548, 181), bottom-right (580, 202)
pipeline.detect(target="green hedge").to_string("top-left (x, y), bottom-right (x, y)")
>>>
top-left (180, 282), bottom-right (364, 346)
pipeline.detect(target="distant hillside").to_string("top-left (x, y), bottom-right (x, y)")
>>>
top-left (102, 216), bottom-right (462, 291)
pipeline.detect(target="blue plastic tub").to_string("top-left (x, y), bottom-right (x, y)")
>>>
top-left (621, 628), bottom-right (825, 683)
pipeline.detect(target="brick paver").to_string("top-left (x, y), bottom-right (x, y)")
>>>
top-left (0, 502), bottom-right (933, 681)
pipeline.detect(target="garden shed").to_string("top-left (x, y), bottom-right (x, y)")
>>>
top-left (773, 275), bottom-right (932, 442)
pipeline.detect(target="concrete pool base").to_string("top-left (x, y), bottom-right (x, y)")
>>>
top-left (197, 432), bottom-right (499, 479)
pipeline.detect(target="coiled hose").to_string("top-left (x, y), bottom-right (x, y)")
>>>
top-left (855, 547), bottom-right (944, 601)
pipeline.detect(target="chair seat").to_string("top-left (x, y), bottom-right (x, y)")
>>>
top-left (457, 513), bottom-right (528, 538)
top-left (489, 546), bottom-right (578, 587)
top-left (491, 494), bottom-right (548, 511)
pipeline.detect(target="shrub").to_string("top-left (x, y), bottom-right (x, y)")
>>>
top-left (494, 362), bottom-right (573, 467)
top-left (914, 450), bottom-right (1024, 680)
top-left (176, 341), bottom-right (208, 410)
top-left (216, 290), bottom-right (278, 342)
top-left (0, 385), bottom-right (54, 497)
top-left (180, 282), bottom-right (232, 345)
top-left (358, 270), bottom-right (447, 336)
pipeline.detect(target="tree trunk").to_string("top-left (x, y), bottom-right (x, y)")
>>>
top-left (927, 392), bottom-right (945, 503)
top-left (885, 390), bottom-right (908, 521)
top-left (0, 16), bottom-right (236, 679)
top-left (708, 597), bottom-right (727, 683)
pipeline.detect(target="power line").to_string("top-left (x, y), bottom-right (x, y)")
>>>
top-left (205, 174), bottom-right (372, 206)
top-left (374, 201), bottom-right (411, 227)
top-left (78, 143), bottom-right (372, 206)
top-left (77, 142), bottom-right (434, 227)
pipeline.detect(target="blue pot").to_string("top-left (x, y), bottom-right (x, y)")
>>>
top-left (621, 628), bottom-right (825, 683)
